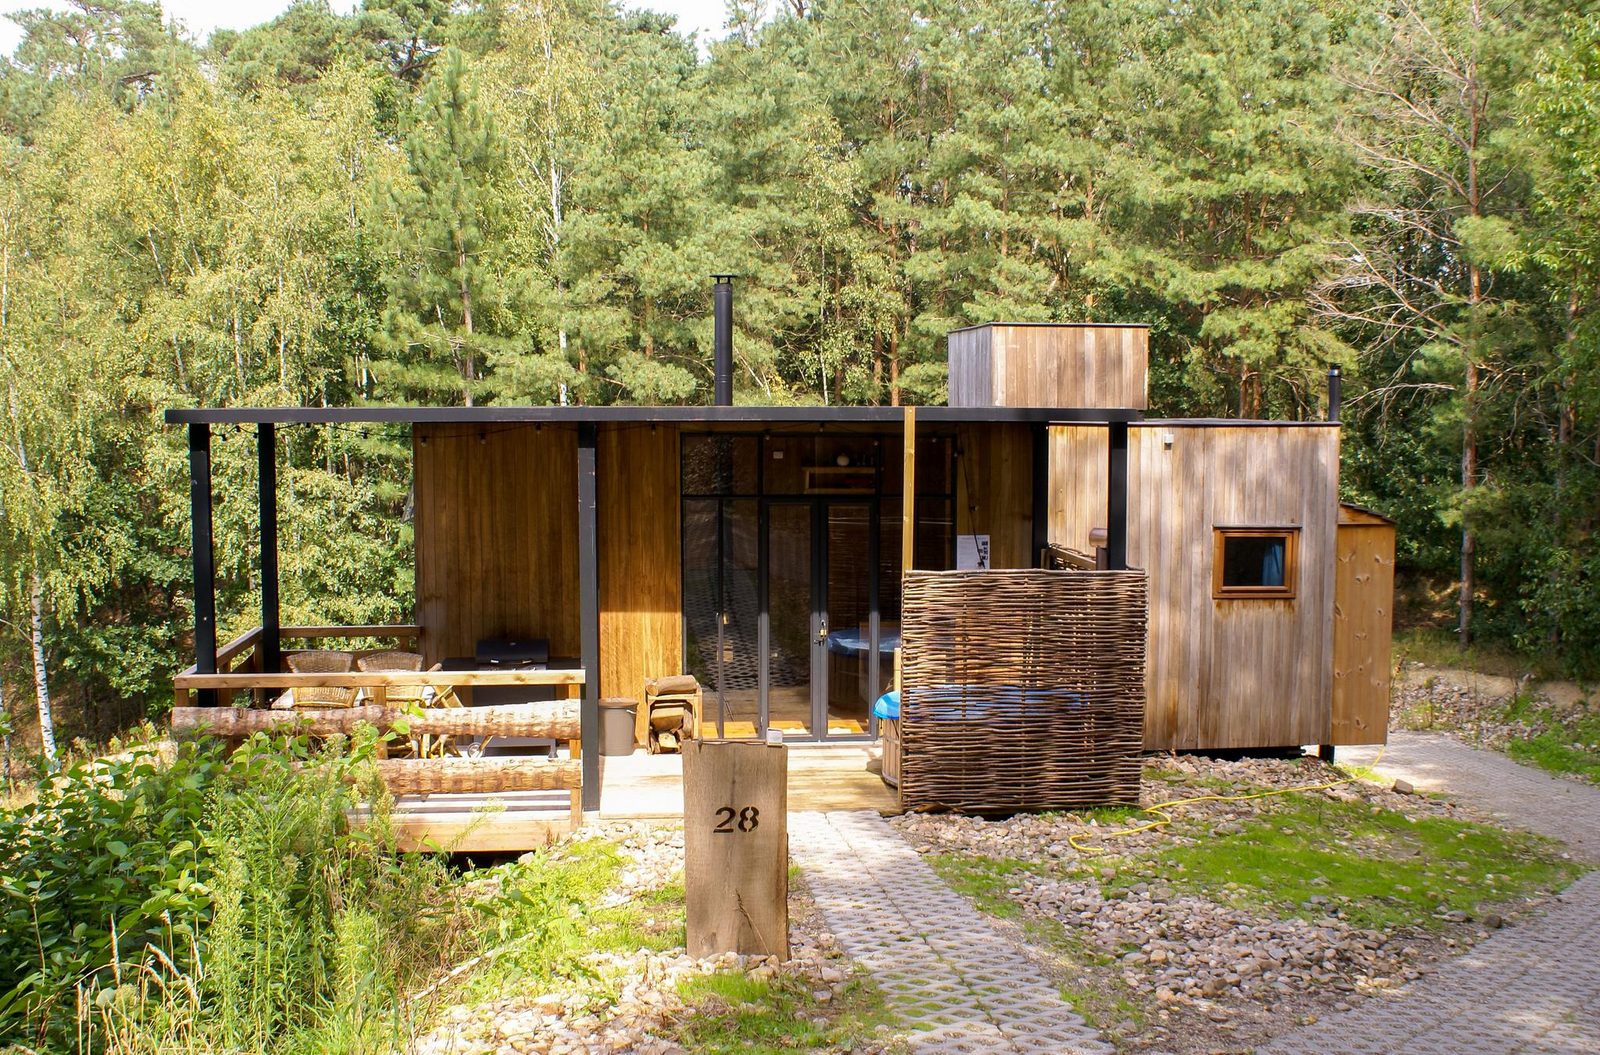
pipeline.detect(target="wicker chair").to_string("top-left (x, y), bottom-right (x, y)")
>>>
top-left (273, 650), bottom-right (357, 709)
top-left (357, 652), bottom-right (462, 757)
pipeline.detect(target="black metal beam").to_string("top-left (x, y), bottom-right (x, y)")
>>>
top-left (188, 424), bottom-right (218, 706)
top-left (1106, 422), bottom-right (1129, 571)
top-left (258, 424), bottom-right (281, 676)
top-left (1031, 423), bottom-right (1049, 566)
top-left (576, 423), bottom-right (601, 812)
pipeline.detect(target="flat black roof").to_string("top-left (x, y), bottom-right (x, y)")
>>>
top-left (164, 405), bottom-right (1148, 426)
top-left (946, 321), bottom-right (1153, 334)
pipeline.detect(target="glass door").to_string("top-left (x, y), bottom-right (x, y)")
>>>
top-left (819, 502), bottom-right (877, 737)
top-left (765, 501), bottom-right (814, 737)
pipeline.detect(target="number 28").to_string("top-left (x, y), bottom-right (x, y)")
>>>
top-left (713, 806), bottom-right (760, 833)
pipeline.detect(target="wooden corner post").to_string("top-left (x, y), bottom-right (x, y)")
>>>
top-left (683, 738), bottom-right (789, 959)
top-left (902, 406), bottom-right (916, 579)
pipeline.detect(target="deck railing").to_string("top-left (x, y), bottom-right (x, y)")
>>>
top-left (172, 624), bottom-right (586, 818)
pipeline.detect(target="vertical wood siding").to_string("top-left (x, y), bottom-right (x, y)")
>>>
top-left (598, 424), bottom-right (684, 741)
top-left (1048, 423), bottom-right (1340, 750)
top-left (413, 424), bottom-right (581, 665)
top-left (1330, 513), bottom-right (1395, 746)
top-left (949, 324), bottom-right (1148, 409)
top-left (955, 423), bottom-right (1034, 568)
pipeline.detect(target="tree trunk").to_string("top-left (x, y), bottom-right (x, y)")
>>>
top-left (888, 326), bottom-right (901, 407)
top-left (30, 567), bottom-right (56, 765)
top-left (458, 240), bottom-right (475, 407)
top-left (1459, 350), bottom-right (1478, 650)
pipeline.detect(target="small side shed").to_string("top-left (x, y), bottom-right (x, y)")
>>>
top-left (1328, 503), bottom-right (1396, 746)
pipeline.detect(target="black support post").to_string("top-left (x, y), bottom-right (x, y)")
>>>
top-left (1031, 423), bottom-right (1049, 566)
top-left (188, 424), bottom-right (219, 706)
top-left (1106, 421), bottom-right (1129, 571)
top-left (577, 424), bottom-right (601, 812)
top-left (258, 423), bottom-right (282, 676)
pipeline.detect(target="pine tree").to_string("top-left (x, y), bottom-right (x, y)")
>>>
top-left (376, 46), bottom-right (516, 405)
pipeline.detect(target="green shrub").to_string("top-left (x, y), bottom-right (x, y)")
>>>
top-left (0, 736), bottom-right (225, 1039)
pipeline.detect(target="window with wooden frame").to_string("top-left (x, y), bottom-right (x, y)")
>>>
top-left (1212, 527), bottom-right (1298, 599)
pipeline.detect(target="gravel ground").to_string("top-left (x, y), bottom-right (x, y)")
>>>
top-left (409, 822), bottom-right (897, 1055)
top-left (1391, 663), bottom-right (1596, 782)
top-left (891, 754), bottom-right (1557, 1055)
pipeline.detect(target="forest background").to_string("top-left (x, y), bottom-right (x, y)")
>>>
top-left (1, 0), bottom-right (1598, 763)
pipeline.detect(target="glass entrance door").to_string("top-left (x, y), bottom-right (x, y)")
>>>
top-left (819, 502), bottom-right (876, 737)
top-left (765, 502), bottom-right (814, 737)
top-left (681, 430), bottom-right (952, 741)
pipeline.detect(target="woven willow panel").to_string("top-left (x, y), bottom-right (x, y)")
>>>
top-left (899, 569), bottom-right (1148, 813)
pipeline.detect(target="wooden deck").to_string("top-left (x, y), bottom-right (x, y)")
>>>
top-left (599, 742), bottom-right (899, 818)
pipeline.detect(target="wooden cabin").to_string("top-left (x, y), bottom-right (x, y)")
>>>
top-left (167, 321), bottom-right (1393, 848)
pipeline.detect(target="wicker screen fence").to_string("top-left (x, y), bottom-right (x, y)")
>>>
top-left (899, 569), bottom-right (1148, 813)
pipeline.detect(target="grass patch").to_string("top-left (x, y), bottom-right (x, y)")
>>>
top-left (1126, 793), bottom-right (1582, 930)
top-left (672, 970), bottom-right (893, 1054)
top-left (924, 853), bottom-right (1046, 919)
top-left (1395, 626), bottom-right (1558, 680)
top-left (463, 839), bottom-right (687, 999)
top-left (1503, 706), bottom-right (1600, 786)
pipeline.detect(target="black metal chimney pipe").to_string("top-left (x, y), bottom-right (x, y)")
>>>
top-left (713, 275), bottom-right (734, 406)
top-left (1327, 365), bottom-right (1342, 422)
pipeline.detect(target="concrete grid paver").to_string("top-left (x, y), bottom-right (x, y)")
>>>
top-left (1342, 731), bottom-right (1600, 862)
top-left (791, 736), bottom-right (1600, 1055)
top-left (789, 810), bottom-right (1111, 1055)
top-left (1260, 871), bottom-right (1600, 1055)
top-left (1264, 733), bottom-right (1600, 1055)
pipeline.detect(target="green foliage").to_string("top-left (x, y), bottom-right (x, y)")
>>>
top-left (0, 736), bottom-right (223, 1035)
top-left (1503, 705), bottom-right (1600, 784)
top-left (0, 729), bottom-right (465, 1052)
top-left (1, 0), bottom-right (1600, 738)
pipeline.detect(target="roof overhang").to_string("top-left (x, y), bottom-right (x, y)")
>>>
top-left (164, 405), bottom-right (1147, 426)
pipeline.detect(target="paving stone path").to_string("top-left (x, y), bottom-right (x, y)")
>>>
top-left (1343, 731), bottom-right (1600, 862)
top-left (1263, 732), bottom-right (1600, 1055)
top-left (789, 810), bottom-right (1111, 1055)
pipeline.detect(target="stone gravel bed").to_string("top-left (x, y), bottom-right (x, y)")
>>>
top-left (410, 822), bottom-right (894, 1055)
top-left (1391, 663), bottom-right (1597, 786)
top-left (891, 754), bottom-right (1532, 1054)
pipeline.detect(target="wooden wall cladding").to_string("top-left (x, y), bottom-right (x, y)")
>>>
top-left (948, 324), bottom-right (1149, 410)
top-left (1047, 423), bottom-right (1340, 751)
top-left (955, 423), bottom-right (1033, 569)
top-left (597, 424), bottom-right (683, 743)
top-left (413, 424), bottom-right (580, 666)
top-left (1046, 425), bottom-right (1108, 554)
top-left (1330, 507), bottom-right (1396, 746)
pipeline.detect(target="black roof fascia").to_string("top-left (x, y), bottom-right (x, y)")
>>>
top-left (163, 405), bottom-right (1147, 426)
top-left (946, 320), bottom-right (1153, 334)
top-left (1134, 418), bottom-right (1340, 429)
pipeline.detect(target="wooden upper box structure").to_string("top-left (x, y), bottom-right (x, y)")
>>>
top-left (948, 323), bottom-right (1149, 410)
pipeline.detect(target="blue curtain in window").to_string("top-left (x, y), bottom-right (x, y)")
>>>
top-left (1261, 541), bottom-right (1285, 587)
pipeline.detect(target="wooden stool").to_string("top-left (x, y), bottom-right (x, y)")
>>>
top-left (643, 675), bottom-right (702, 753)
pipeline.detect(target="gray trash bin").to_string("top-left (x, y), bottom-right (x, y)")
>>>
top-left (600, 697), bottom-right (638, 756)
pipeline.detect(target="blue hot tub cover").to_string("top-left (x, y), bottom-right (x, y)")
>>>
top-left (873, 690), bottom-right (900, 721)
